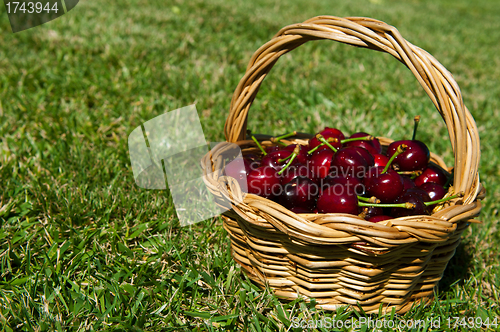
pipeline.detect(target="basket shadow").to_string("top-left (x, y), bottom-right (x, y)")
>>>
top-left (437, 241), bottom-right (473, 294)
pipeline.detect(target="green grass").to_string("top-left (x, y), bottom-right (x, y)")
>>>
top-left (0, 0), bottom-right (499, 330)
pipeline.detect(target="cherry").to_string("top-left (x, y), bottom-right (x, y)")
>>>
top-left (386, 140), bottom-right (430, 171)
top-left (350, 146), bottom-right (375, 167)
top-left (360, 206), bottom-right (384, 220)
top-left (373, 153), bottom-right (389, 168)
top-left (405, 187), bottom-right (432, 203)
top-left (243, 153), bottom-right (260, 163)
top-left (246, 159), bottom-right (260, 172)
top-left (284, 144), bottom-right (309, 165)
top-left (419, 182), bottom-right (446, 201)
top-left (317, 185), bottom-right (359, 215)
top-left (280, 162), bottom-right (312, 185)
top-left (391, 191), bottom-right (429, 217)
top-left (322, 175), bottom-right (365, 196)
top-left (330, 147), bottom-right (370, 179)
top-left (260, 150), bottom-right (294, 171)
top-left (247, 166), bottom-right (281, 199)
top-left (290, 206), bottom-right (315, 214)
top-left (321, 127), bottom-right (345, 137)
top-left (368, 215), bottom-right (392, 222)
top-left (308, 127), bottom-right (344, 152)
top-left (414, 165), bottom-right (449, 187)
top-left (224, 158), bottom-right (250, 190)
top-left (316, 181), bottom-right (414, 215)
top-left (308, 149), bottom-right (335, 181)
top-left (400, 175), bottom-right (416, 191)
top-left (243, 159), bottom-right (255, 174)
top-left (345, 132), bottom-right (382, 154)
top-left (419, 182), bottom-right (446, 210)
top-left (363, 166), bottom-right (404, 203)
top-left (243, 153), bottom-right (261, 171)
top-left (265, 146), bottom-right (281, 154)
top-left (280, 176), bottom-right (318, 211)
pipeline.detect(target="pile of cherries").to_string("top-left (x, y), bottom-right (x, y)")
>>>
top-left (225, 117), bottom-right (457, 222)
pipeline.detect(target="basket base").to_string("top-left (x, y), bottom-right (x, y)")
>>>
top-left (223, 213), bottom-right (469, 315)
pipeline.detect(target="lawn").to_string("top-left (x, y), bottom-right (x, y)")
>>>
top-left (0, 0), bottom-right (499, 330)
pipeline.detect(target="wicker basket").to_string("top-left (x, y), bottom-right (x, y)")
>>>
top-left (201, 16), bottom-right (485, 314)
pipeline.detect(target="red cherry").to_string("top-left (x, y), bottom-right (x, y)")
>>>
top-left (401, 175), bottom-right (417, 191)
top-left (387, 140), bottom-right (430, 171)
top-left (419, 182), bottom-right (446, 211)
top-left (368, 215), bottom-right (392, 222)
top-left (280, 162), bottom-right (312, 185)
top-left (405, 187), bottom-right (432, 203)
top-left (317, 185), bottom-right (359, 215)
top-left (308, 127), bottom-right (344, 151)
top-left (361, 206), bottom-right (384, 220)
top-left (414, 165), bottom-right (449, 187)
top-left (247, 166), bottom-right (281, 199)
top-left (290, 206), bottom-right (315, 214)
top-left (322, 175), bottom-right (365, 196)
top-left (246, 160), bottom-right (260, 172)
top-left (244, 153), bottom-right (260, 163)
top-left (391, 191), bottom-right (429, 217)
top-left (260, 150), bottom-right (294, 171)
top-left (363, 166), bottom-right (404, 203)
top-left (330, 147), bottom-right (370, 179)
top-left (308, 149), bottom-right (335, 181)
top-left (419, 182), bottom-right (446, 201)
top-left (224, 158), bottom-right (250, 190)
top-left (284, 144), bottom-right (309, 165)
top-left (321, 127), bottom-right (345, 137)
top-left (345, 132), bottom-right (382, 154)
top-left (280, 176), bottom-right (319, 211)
top-left (265, 146), bottom-right (281, 154)
top-left (373, 153), bottom-right (389, 168)
top-left (243, 153), bottom-right (261, 171)
top-left (349, 146), bottom-right (375, 167)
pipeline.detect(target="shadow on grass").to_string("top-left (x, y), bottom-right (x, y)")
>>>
top-left (438, 241), bottom-right (473, 294)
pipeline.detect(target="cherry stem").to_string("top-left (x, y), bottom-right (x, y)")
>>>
top-left (383, 144), bottom-right (407, 174)
top-left (424, 192), bottom-right (464, 206)
top-left (307, 137), bottom-right (335, 154)
top-left (271, 131), bottom-right (297, 143)
top-left (340, 135), bottom-right (374, 144)
top-left (277, 154), bottom-right (293, 163)
top-left (412, 115), bottom-right (420, 141)
top-left (317, 134), bottom-right (338, 152)
top-left (277, 146), bottom-right (300, 175)
top-left (357, 196), bottom-right (381, 204)
top-left (251, 135), bottom-right (267, 156)
top-left (358, 201), bottom-right (415, 209)
top-left (410, 171), bottom-right (422, 179)
top-left (358, 209), bottom-right (368, 219)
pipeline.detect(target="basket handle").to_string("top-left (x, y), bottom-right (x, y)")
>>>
top-left (224, 16), bottom-right (481, 203)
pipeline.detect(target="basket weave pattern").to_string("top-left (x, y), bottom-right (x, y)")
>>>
top-left (202, 16), bottom-right (484, 313)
